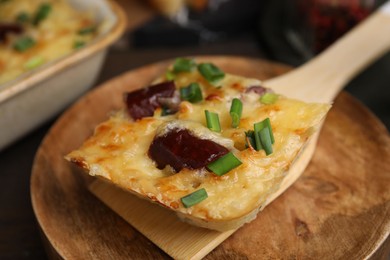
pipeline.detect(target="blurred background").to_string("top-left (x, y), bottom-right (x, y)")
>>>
top-left (1, 0), bottom-right (389, 258)
top-left (107, 0), bottom-right (389, 128)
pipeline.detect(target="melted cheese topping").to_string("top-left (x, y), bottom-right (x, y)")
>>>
top-left (0, 0), bottom-right (97, 85)
top-left (66, 69), bottom-right (330, 224)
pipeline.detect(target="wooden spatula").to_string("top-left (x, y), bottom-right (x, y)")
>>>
top-left (89, 3), bottom-right (390, 259)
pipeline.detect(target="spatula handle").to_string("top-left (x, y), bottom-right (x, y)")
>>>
top-left (265, 1), bottom-right (390, 103)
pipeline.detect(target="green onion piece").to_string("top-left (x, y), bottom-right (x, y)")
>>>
top-left (16, 12), bottom-right (30, 23)
top-left (165, 70), bottom-right (175, 81)
top-left (205, 110), bottom-right (221, 132)
top-left (160, 106), bottom-right (176, 116)
top-left (13, 36), bottom-right (35, 52)
top-left (260, 93), bottom-right (279, 105)
top-left (197, 63), bottom-right (225, 85)
top-left (207, 152), bottom-right (242, 176)
top-left (33, 3), bottom-right (52, 26)
top-left (230, 98), bottom-right (243, 128)
top-left (73, 41), bottom-right (85, 49)
top-left (181, 188), bottom-right (208, 208)
top-left (254, 118), bottom-right (274, 144)
top-left (24, 56), bottom-right (44, 69)
top-left (259, 127), bottom-right (273, 155)
top-left (173, 57), bottom-right (196, 73)
top-left (245, 130), bottom-right (256, 149)
top-left (180, 82), bottom-right (203, 103)
top-left (78, 26), bottom-right (96, 35)
top-left (253, 118), bottom-right (275, 155)
top-left (160, 107), bottom-right (169, 116)
top-left (253, 122), bottom-right (263, 152)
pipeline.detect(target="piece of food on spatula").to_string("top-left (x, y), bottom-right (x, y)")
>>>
top-left (65, 58), bottom-right (330, 231)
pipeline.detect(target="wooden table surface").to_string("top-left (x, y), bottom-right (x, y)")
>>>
top-left (1, 1), bottom-right (390, 259)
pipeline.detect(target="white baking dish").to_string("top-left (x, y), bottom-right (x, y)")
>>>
top-left (0, 0), bottom-right (126, 151)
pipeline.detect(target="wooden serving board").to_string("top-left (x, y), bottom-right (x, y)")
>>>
top-left (31, 57), bottom-right (390, 259)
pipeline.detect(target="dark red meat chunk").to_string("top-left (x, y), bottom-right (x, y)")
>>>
top-left (125, 81), bottom-right (176, 120)
top-left (0, 23), bottom-right (23, 43)
top-left (148, 128), bottom-right (229, 173)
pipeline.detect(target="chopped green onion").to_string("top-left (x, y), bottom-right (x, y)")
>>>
top-left (160, 107), bottom-right (169, 116)
top-left (205, 110), bottom-right (221, 132)
top-left (13, 36), bottom-right (35, 52)
top-left (245, 130), bottom-right (256, 149)
top-left (24, 56), bottom-right (44, 69)
top-left (33, 3), bottom-right (52, 26)
top-left (16, 12), bottom-right (30, 23)
top-left (230, 98), bottom-right (242, 128)
top-left (180, 82), bottom-right (203, 103)
top-left (181, 188), bottom-right (208, 208)
top-left (73, 41), bottom-right (85, 49)
top-left (260, 93), bottom-right (279, 105)
top-left (259, 127), bottom-right (273, 155)
top-left (253, 123), bottom-right (263, 152)
top-left (207, 152), bottom-right (242, 176)
top-left (254, 118), bottom-right (274, 143)
top-left (160, 106), bottom-right (177, 116)
top-left (173, 57), bottom-right (196, 73)
top-left (197, 63), bottom-right (225, 85)
top-left (253, 118), bottom-right (275, 155)
top-left (78, 26), bottom-right (96, 35)
top-left (165, 70), bottom-right (175, 81)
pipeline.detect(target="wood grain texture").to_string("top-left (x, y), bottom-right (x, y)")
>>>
top-left (89, 180), bottom-right (236, 260)
top-left (30, 57), bottom-right (390, 259)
